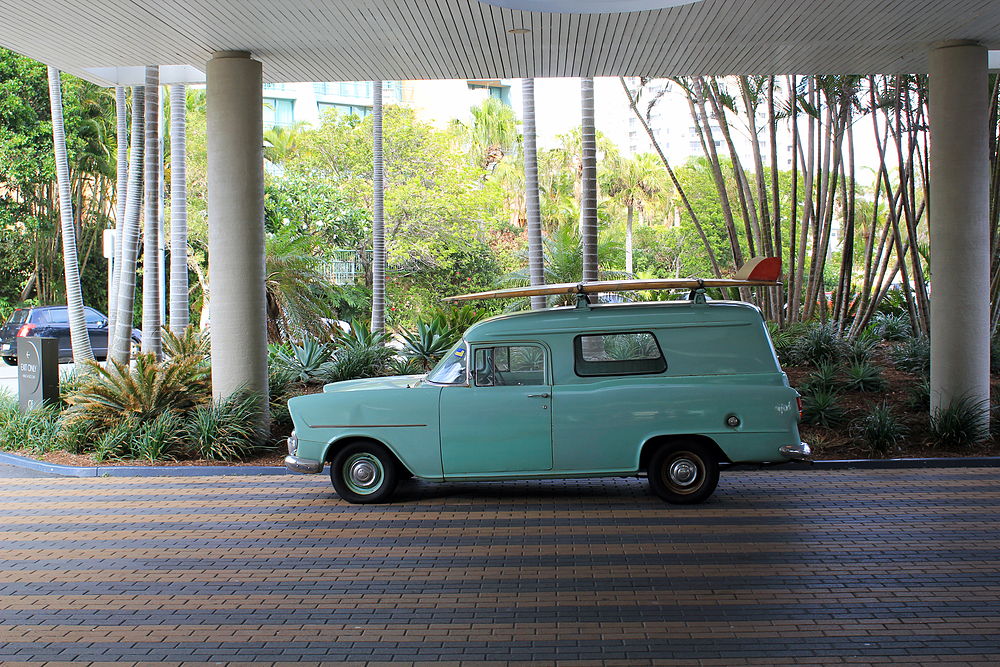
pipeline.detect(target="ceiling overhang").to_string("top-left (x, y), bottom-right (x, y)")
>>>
top-left (1, 0), bottom-right (999, 86)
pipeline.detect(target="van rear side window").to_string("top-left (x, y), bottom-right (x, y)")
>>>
top-left (574, 332), bottom-right (666, 376)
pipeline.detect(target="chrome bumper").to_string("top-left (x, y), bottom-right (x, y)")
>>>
top-left (285, 454), bottom-right (324, 474)
top-left (779, 442), bottom-right (812, 460)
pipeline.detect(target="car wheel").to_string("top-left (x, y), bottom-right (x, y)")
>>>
top-left (648, 441), bottom-right (719, 505)
top-left (2, 356), bottom-right (15, 366)
top-left (330, 441), bottom-right (398, 504)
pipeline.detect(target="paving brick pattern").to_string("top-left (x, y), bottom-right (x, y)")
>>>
top-left (1, 468), bottom-right (998, 666)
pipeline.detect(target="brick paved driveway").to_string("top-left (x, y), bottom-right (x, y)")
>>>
top-left (1, 468), bottom-right (998, 666)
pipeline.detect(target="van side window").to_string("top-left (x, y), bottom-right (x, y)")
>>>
top-left (475, 345), bottom-right (545, 387)
top-left (574, 332), bottom-right (666, 376)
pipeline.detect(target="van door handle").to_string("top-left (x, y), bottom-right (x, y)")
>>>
top-left (527, 393), bottom-right (550, 398)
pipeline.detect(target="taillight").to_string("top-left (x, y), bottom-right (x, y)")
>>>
top-left (16, 323), bottom-right (35, 337)
top-left (796, 394), bottom-right (803, 419)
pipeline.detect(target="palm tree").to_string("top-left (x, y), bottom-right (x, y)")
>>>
top-left (579, 78), bottom-right (598, 284)
top-left (497, 224), bottom-right (625, 309)
top-left (601, 153), bottom-right (665, 274)
top-left (371, 80), bottom-right (385, 333)
top-left (522, 79), bottom-right (545, 310)
top-left (466, 96), bottom-right (521, 173)
top-left (47, 66), bottom-right (94, 364)
top-left (110, 86), bottom-right (144, 365)
top-left (264, 226), bottom-right (333, 343)
top-left (142, 66), bottom-right (161, 359)
top-left (169, 83), bottom-right (189, 333)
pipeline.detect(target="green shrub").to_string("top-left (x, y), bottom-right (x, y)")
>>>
top-left (870, 312), bottom-right (911, 341)
top-left (842, 362), bottom-right (888, 393)
top-left (183, 391), bottom-right (266, 461)
top-left (799, 362), bottom-right (842, 395)
top-left (891, 336), bottom-right (931, 375)
top-left (800, 390), bottom-right (845, 428)
top-left (928, 396), bottom-right (990, 449)
top-left (906, 379), bottom-right (931, 412)
top-left (0, 396), bottom-right (62, 454)
top-left (132, 412), bottom-right (184, 463)
top-left (844, 330), bottom-right (880, 364)
top-left (319, 345), bottom-right (393, 383)
top-left (857, 401), bottom-right (907, 457)
top-left (386, 356), bottom-right (425, 375)
top-left (93, 419), bottom-right (137, 462)
top-left (791, 323), bottom-right (843, 367)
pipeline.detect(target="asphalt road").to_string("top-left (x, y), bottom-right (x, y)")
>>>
top-left (2, 468), bottom-right (998, 665)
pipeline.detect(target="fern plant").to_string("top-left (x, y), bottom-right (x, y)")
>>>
top-left (61, 355), bottom-right (212, 434)
top-left (162, 325), bottom-right (210, 360)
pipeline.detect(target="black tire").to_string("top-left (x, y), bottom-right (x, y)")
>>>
top-left (2, 356), bottom-right (15, 366)
top-left (330, 441), bottom-right (399, 504)
top-left (648, 441), bottom-right (719, 504)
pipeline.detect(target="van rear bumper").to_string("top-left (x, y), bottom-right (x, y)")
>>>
top-left (779, 442), bottom-right (812, 460)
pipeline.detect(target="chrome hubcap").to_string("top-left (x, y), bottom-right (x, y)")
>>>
top-left (668, 458), bottom-right (698, 487)
top-left (350, 459), bottom-right (378, 487)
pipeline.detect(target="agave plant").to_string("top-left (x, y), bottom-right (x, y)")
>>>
top-left (800, 390), bottom-right (845, 428)
top-left (61, 355), bottom-right (212, 434)
top-left (399, 318), bottom-right (460, 371)
top-left (268, 337), bottom-right (334, 383)
top-left (333, 318), bottom-right (392, 351)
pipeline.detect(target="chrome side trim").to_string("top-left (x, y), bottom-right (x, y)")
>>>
top-left (779, 442), bottom-right (812, 460)
top-left (284, 455), bottom-right (323, 474)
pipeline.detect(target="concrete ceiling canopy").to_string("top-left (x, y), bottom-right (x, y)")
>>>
top-left (0, 0), bottom-right (998, 85)
top-left (479, 0), bottom-right (702, 11)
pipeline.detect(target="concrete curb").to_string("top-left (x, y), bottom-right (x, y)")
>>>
top-left (3, 451), bottom-right (999, 478)
top-left (0, 452), bottom-right (307, 477)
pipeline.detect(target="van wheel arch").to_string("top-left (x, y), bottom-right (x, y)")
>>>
top-left (325, 436), bottom-right (413, 477)
top-left (640, 434), bottom-right (730, 472)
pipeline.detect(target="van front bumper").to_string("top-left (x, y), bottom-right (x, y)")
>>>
top-left (779, 442), bottom-right (812, 460)
top-left (285, 455), bottom-right (324, 474)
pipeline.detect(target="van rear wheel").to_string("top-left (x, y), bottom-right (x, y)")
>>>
top-left (648, 441), bottom-right (719, 504)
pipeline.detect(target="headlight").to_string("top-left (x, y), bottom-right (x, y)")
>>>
top-left (286, 430), bottom-right (298, 456)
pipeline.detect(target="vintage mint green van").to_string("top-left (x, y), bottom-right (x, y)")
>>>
top-left (285, 296), bottom-right (809, 504)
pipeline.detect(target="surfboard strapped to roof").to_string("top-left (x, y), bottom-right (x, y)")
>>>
top-left (446, 256), bottom-right (782, 304)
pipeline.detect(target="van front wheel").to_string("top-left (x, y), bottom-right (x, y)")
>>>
top-left (648, 442), bottom-right (719, 504)
top-left (330, 441), bottom-right (398, 504)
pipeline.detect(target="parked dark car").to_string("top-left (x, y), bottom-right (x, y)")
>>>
top-left (0, 306), bottom-right (142, 365)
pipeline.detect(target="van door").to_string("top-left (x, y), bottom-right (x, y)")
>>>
top-left (439, 344), bottom-right (552, 475)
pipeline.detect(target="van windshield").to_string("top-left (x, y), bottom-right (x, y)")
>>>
top-left (425, 340), bottom-right (468, 385)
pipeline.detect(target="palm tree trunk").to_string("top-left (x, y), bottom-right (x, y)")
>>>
top-left (47, 66), bottom-right (94, 364)
top-left (169, 83), bottom-right (189, 333)
top-left (522, 78), bottom-right (545, 310)
top-left (580, 77), bottom-right (598, 284)
top-left (371, 81), bottom-right (386, 332)
top-left (110, 86), bottom-right (144, 365)
top-left (108, 86), bottom-right (128, 343)
top-left (143, 66), bottom-right (162, 358)
top-left (625, 203), bottom-right (634, 275)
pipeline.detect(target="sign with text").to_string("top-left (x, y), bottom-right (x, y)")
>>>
top-left (18, 337), bottom-right (59, 412)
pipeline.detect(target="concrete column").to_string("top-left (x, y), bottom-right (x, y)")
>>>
top-left (206, 51), bottom-right (268, 413)
top-left (928, 41), bottom-right (990, 413)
